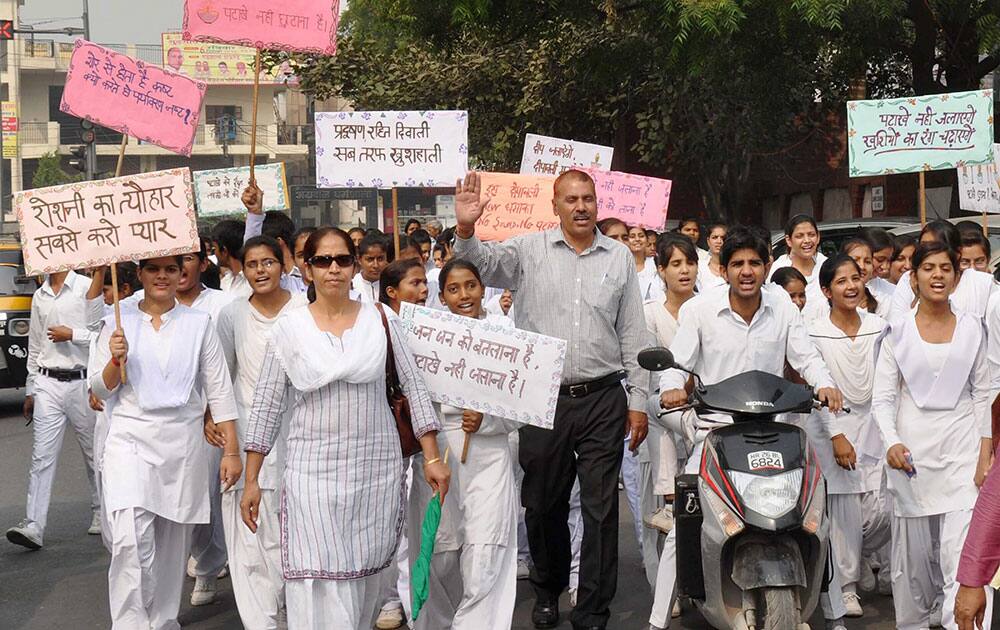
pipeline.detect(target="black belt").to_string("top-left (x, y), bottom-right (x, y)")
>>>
top-left (559, 371), bottom-right (626, 398)
top-left (40, 367), bottom-right (87, 382)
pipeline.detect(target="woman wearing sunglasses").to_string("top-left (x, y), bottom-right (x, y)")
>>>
top-left (214, 235), bottom-right (308, 629)
top-left (240, 227), bottom-right (450, 630)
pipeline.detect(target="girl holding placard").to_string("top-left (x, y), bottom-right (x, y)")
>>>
top-left (408, 259), bottom-right (519, 630)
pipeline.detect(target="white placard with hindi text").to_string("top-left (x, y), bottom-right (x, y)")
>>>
top-left (398, 304), bottom-right (566, 429)
top-left (519, 133), bottom-right (614, 176)
top-left (315, 110), bottom-right (468, 188)
top-left (16, 168), bottom-right (199, 276)
top-left (958, 143), bottom-right (1000, 213)
top-left (193, 162), bottom-right (290, 216)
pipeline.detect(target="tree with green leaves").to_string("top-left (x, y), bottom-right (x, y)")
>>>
top-left (31, 152), bottom-right (81, 189)
top-left (274, 0), bottom-right (998, 220)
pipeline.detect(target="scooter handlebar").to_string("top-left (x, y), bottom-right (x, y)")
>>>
top-left (813, 398), bottom-right (851, 414)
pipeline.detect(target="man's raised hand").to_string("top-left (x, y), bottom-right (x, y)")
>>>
top-left (454, 172), bottom-right (490, 237)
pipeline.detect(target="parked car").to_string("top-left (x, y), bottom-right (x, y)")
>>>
top-left (770, 218), bottom-right (920, 260)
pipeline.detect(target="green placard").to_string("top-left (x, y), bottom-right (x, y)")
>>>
top-left (847, 89), bottom-right (994, 177)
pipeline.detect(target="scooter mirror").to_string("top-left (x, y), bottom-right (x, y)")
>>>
top-left (638, 347), bottom-right (676, 372)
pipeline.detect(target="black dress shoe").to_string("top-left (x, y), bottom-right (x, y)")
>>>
top-left (571, 626), bottom-right (604, 630)
top-left (531, 597), bottom-right (559, 628)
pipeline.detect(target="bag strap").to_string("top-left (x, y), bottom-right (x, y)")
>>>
top-left (375, 304), bottom-right (400, 393)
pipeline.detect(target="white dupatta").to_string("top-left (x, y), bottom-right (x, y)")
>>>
top-left (268, 301), bottom-right (387, 393)
top-left (888, 310), bottom-right (982, 411)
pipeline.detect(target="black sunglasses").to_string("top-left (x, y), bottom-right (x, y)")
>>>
top-left (308, 254), bottom-right (355, 269)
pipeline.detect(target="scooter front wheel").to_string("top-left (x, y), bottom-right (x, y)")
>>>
top-left (757, 587), bottom-right (798, 630)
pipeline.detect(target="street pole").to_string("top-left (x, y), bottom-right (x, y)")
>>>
top-left (82, 0), bottom-right (95, 180)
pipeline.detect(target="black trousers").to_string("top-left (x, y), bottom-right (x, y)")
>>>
top-left (519, 384), bottom-right (626, 628)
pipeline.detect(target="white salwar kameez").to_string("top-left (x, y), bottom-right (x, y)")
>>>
top-left (244, 302), bottom-right (441, 630)
top-left (872, 311), bottom-right (993, 630)
top-left (806, 313), bottom-right (891, 593)
top-left (216, 292), bottom-right (306, 630)
top-left (90, 303), bottom-right (238, 630)
top-left (409, 404), bottom-right (519, 630)
top-left (407, 312), bottom-right (518, 629)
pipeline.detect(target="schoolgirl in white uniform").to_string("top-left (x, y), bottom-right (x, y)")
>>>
top-left (90, 255), bottom-right (241, 630)
top-left (872, 241), bottom-right (994, 629)
top-left (215, 236), bottom-right (307, 630)
top-left (807, 254), bottom-right (891, 617)
top-left (408, 259), bottom-right (519, 630)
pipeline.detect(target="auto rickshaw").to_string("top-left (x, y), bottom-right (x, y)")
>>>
top-left (0, 243), bottom-right (36, 390)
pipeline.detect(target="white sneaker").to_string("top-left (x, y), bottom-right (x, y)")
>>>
top-left (186, 556), bottom-right (197, 579)
top-left (216, 564), bottom-right (229, 579)
top-left (190, 576), bottom-right (217, 606)
top-left (87, 512), bottom-right (102, 536)
top-left (375, 605), bottom-right (404, 630)
top-left (6, 520), bottom-right (43, 550)
top-left (569, 588), bottom-right (577, 608)
top-left (843, 591), bottom-right (863, 617)
top-left (672, 599), bottom-right (681, 618)
top-left (517, 558), bottom-right (530, 580)
top-left (643, 505), bottom-right (674, 534)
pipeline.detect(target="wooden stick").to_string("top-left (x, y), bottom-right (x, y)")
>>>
top-left (115, 134), bottom-right (128, 175)
top-left (248, 48), bottom-right (261, 186)
top-left (392, 187), bottom-right (400, 257)
top-left (112, 134), bottom-right (129, 384)
top-left (918, 170), bottom-right (927, 227)
top-left (461, 433), bottom-right (471, 464)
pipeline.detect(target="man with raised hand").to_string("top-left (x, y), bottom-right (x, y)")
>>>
top-left (452, 169), bottom-right (651, 630)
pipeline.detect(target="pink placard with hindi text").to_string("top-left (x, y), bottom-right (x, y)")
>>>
top-left (581, 168), bottom-right (672, 230)
top-left (16, 169), bottom-right (200, 276)
top-left (475, 172), bottom-right (559, 241)
top-left (60, 40), bottom-right (206, 156)
top-left (183, 0), bottom-right (340, 55)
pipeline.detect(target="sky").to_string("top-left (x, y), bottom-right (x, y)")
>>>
top-left (20, 0), bottom-right (181, 45)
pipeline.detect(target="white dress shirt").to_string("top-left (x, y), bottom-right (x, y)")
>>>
top-left (26, 271), bottom-right (103, 395)
top-left (659, 286), bottom-right (835, 427)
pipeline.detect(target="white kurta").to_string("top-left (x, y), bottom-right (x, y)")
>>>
top-left (216, 293), bottom-right (306, 630)
top-left (872, 312), bottom-right (991, 518)
top-left (805, 312), bottom-right (886, 495)
top-left (90, 304), bottom-right (239, 524)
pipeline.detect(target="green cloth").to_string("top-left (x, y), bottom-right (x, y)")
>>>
top-left (410, 493), bottom-right (442, 620)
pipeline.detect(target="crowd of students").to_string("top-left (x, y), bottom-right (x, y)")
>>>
top-left (5, 168), bottom-right (1000, 630)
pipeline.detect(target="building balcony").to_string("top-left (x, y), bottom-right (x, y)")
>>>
top-left (18, 121), bottom-right (311, 160)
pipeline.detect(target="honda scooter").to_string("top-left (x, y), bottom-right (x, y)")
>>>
top-left (639, 347), bottom-right (836, 630)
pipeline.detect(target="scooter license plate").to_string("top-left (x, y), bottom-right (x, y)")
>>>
top-left (747, 450), bottom-right (784, 470)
